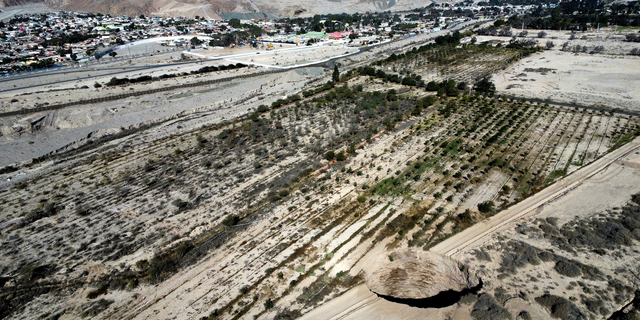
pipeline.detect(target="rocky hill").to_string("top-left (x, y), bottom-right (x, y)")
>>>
top-left (45, 0), bottom-right (157, 17)
top-left (0, 0), bottom-right (43, 7)
top-left (42, 0), bottom-right (434, 18)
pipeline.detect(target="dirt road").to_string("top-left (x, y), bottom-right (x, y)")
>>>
top-left (300, 137), bottom-right (640, 320)
top-left (430, 137), bottom-right (640, 257)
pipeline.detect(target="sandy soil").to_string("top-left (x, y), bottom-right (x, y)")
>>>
top-left (4, 24), bottom-right (640, 320)
top-left (303, 136), bottom-right (640, 320)
top-left (493, 50), bottom-right (640, 111)
top-left (0, 68), bottom-right (322, 167)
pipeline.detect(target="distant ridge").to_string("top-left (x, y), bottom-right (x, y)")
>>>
top-left (0, 0), bottom-right (44, 7)
top-left (38, 0), bottom-right (435, 19)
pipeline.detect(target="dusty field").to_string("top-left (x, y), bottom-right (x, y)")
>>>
top-left (0, 20), bottom-right (475, 171)
top-left (1, 72), bottom-right (637, 319)
top-left (302, 137), bottom-right (640, 320)
top-left (493, 50), bottom-right (640, 112)
top-left (2, 24), bottom-right (640, 320)
top-left (224, 46), bottom-right (358, 68)
top-left (0, 67), bottom-right (324, 167)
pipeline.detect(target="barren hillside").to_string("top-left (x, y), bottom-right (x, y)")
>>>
top-left (0, 0), bottom-right (43, 7)
top-left (44, 0), bottom-right (435, 18)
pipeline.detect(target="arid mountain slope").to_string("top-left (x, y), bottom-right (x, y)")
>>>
top-left (0, 0), bottom-right (43, 7)
top-left (44, 0), bottom-right (434, 18)
top-left (45, 0), bottom-right (157, 16)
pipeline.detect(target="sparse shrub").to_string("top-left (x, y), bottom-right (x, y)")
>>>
top-left (478, 201), bottom-right (494, 214)
top-left (86, 284), bottom-right (109, 299)
top-left (517, 310), bottom-right (532, 320)
top-left (76, 204), bottom-right (90, 216)
top-left (499, 241), bottom-right (542, 274)
top-left (460, 293), bottom-right (478, 305)
top-left (535, 294), bottom-right (584, 319)
top-left (279, 189), bottom-right (290, 198)
top-left (264, 298), bottom-right (274, 310)
top-left (471, 293), bottom-right (512, 320)
top-left (80, 299), bottom-right (113, 318)
top-left (554, 260), bottom-right (582, 278)
top-left (172, 199), bottom-right (188, 209)
top-left (274, 308), bottom-right (302, 320)
top-left (135, 260), bottom-right (149, 271)
top-left (200, 158), bottom-right (212, 168)
top-left (473, 249), bottom-right (492, 262)
top-left (24, 202), bottom-right (59, 223)
top-left (222, 214), bottom-right (239, 226)
top-left (546, 41), bottom-right (555, 50)
top-left (325, 150), bottom-right (336, 161)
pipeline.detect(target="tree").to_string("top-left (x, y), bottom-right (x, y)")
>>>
top-left (426, 81), bottom-right (439, 91)
top-left (109, 51), bottom-right (117, 59)
top-left (70, 53), bottom-right (77, 61)
top-left (478, 201), bottom-right (494, 213)
top-left (228, 18), bottom-right (241, 28)
top-left (473, 77), bottom-right (496, 95)
top-left (325, 150), bottom-right (336, 161)
top-left (264, 298), bottom-right (274, 310)
top-left (401, 76), bottom-right (417, 86)
top-left (332, 65), bottom-right (340, 83)
top-left (190, 37), bottom-right (202, 47)
top-left (222, 214), bottom-right (239, 226)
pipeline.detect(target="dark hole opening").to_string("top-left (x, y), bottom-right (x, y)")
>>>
top-left (376, 278), bottom-right (483, 309)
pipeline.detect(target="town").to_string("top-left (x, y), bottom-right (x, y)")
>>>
top-left (0, 2), bottom-right (547, 74)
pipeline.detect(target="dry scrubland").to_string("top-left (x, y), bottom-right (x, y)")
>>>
top-left (0, 22), bottom-right (474, 168)
top-left (372, 43), bottom-right (522, 85)
top-left (0, 66), bottom-right (325, 167)
top-left (225, 46), bottom-right (358, 68)
top-left (0, 67), bottom-right (638, 319)
top-left (474, 28), bottom-right (640, 110)
top-left (1, 25), bottom-right (640, 320)
top-left (494, 51), bottom-right (640, 112)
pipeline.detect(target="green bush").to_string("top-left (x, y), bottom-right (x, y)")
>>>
top-left (222, 214), bottom-right (239, 226)
top-left (478, 201), bottom-right (494, 213)
top-left (264, 298), bottom-right (274, 310)
top-left (325, 150), bottom-right (336, 161)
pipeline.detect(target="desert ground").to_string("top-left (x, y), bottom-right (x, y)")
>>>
top-left (0, 20), bottom-right (474, 169)
top-left (1, 25), bottom-right (640, 320)
top-left (302, 136), bottom-right (640, 319)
